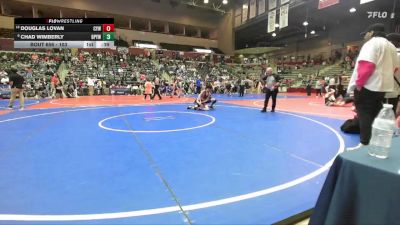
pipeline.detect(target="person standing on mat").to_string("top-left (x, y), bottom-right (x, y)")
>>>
top-left (238, 74), bottom-right (246, 97)
top-left (306, 78), bottom-right (312, 96)
top-left (144, 79), bottom-right (153, 100)
top-left (346, 23), bottom-right (398, 151)
top-left (261, 67), bottom-right (281, 113)
top-left (195, 77), bottom-right (202, 94)
top-left (7, 67), bottom-right (25, 110)
top-left (151, 76), bottom-right (162, 100)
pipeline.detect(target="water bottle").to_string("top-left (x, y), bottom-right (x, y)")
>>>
top-left (368, 104), bottom-right (396, 159)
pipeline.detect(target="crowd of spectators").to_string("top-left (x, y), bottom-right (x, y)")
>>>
top-left (0, 50), bottom-right (265, 99)
top-left (0, 47), bottom-right (357, 100)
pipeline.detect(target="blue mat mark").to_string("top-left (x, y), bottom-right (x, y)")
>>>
top-left (99, 111), bottom-right (215, 133)
top-left (0, 99), bottom-right (45, 109)
top-left (0, 104), bottom-right (358, 224)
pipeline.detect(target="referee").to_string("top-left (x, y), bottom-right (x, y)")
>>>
top-left (261, 67), bottom-right (281, 113)
top-left (7, 67), bottom-right (25, 110)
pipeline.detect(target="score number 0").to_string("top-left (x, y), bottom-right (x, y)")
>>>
top-left (102, 24), bottom-right (114, 32)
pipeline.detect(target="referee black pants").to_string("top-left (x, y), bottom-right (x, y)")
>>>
top-left (151, 85), bottom-right (162, 100)
top-left (239, 85), bottom-right (245, 97)
top-left (354, 88), bottom-right (385, 145)
top-left (263, 89), bottom-right (278, 111)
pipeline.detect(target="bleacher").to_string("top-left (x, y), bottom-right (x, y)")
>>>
top-left (0, 45), bottom-right (357, 97)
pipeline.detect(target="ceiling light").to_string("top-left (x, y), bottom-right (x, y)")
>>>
top-left (303, 21), bottom-right (308, 26)
top-left (204, 0), bottom-right (209, 3)
top-left (349, 7), bottom-right (356, 13)
top-left (272, 32), bottom-right (276, 37)
top-left (360, 0), bottom-right (374, 4)
top-left (275, 23), bottom-right (279, 28)
top-left (310, 30), bottom-right (316, 35)
top-left (223, 0), bottom-right (228, 4)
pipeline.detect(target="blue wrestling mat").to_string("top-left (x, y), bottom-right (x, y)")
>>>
top-left (0, 103), bottom-right (359, 225)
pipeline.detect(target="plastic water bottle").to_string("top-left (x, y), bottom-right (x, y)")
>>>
top-left (368, 104), bottom-right (396, 159)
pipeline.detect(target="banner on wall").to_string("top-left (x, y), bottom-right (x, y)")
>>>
top-left (258, 0), bottom-right (266, 15)
top-left (242, 3), bottom-right (249, 23)
top-left (249, 0), bottom-right (257, 19)
top-left (279, 4), bottom-right (289, 29)
top-left (267, 9), bottom-right (276, 33)
top-left (281, 0), bottom-right (290, 4)
top-left (269, 0), bottom-right (277, 10)
top-left (318, 0), bottom-right (340, 9)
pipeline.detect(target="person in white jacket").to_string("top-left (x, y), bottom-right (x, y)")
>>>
top-left (346, 24), bottom-right (398, 150)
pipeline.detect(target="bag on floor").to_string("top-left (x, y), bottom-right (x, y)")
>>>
top-left (340, 118), bottom-right (360, 134)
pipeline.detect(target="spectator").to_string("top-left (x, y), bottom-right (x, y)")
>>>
top-left (7, 67), bottom-right (25, 110)
top-left (346, 23), bottom-right (398, 150)
top-left (87, 77), bottom-right (95, 96)
top-left (51, 73), bottom-right (59, 98)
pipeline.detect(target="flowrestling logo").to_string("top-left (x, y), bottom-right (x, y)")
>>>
top-left (367, 11), bottom-right (389, 19)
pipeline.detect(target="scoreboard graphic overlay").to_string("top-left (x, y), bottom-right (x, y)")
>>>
top-left (14, 18), bottom-right (115, 48)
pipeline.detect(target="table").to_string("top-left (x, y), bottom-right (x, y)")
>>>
top-left (310, 137), bottom-right (400, 225)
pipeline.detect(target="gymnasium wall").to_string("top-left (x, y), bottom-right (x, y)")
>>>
top-left (217, 9), bottom-right (234, 55)
top-left (270, 13), bottom-right (381, 59)
top-left (272, 36), bottom-right (345, 58)
top-left (115, 28), bottom-right (218, 49)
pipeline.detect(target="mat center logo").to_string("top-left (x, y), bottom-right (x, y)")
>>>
top-left (144, 116), bottom-right (175, 122)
